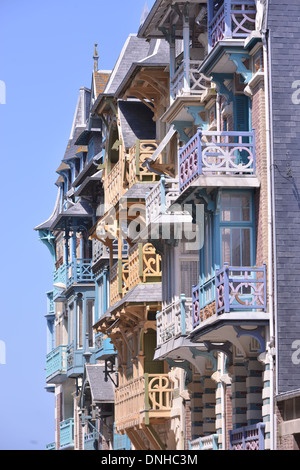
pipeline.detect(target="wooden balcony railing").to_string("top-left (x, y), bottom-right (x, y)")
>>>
top-left (110, 243), bottom-right (162, 306)
top-left (192, 264), bottom-right (267, 329)
top-left (189, 434), bottom-right (219, 451)
top-left (171, 60), bottom-right (211, 99)
top-left (127, 140), bottom-right (161, 189)
top-left (105, 160), bottom-right (124, 210)
top-left (208, 0), bottom-right (256, 51)
top-left (46, 345), bottom-right (68, 382)
top-left (156, 295), bottom-right (193, 347)
top-left (179, 129), bottom-right (256, 192)
top-left (115, 374), bottom-right (173, 432)
top-left (229, 423), bottom-right (265, 450)
top-left (146, 177), bottom-right (180, 226)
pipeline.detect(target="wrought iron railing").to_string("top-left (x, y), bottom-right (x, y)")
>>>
top-left (179, 129), bottom-right (256, 192)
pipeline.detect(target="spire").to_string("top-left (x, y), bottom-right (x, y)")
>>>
top-left (140, 2), bottom-right (149, 27)
top-left (93, 43), bottom-right (99, 73)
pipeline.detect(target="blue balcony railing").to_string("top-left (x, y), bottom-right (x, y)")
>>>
top-left (192, 264), bottom-right (267, 328)
top-left (67, 259), bottom-right (94, 287)
top-left (113, 426), bottom-right (131, 450)
top-left (46, 345), bottom-right (67, 382)
top-left (229, 423), bottom-right (265, 450)
top-left (46, 442), bottom-right (56, 451)
top-left (84, 430), bottom-right (98, 450)
top-left (179, 129), bottom-right (256, 192)
top-left (95, 333), bottom-right (115, 360)
top-left (60, 418), bottom-right (74, 449)
top-left (208, 0), bottom-right (256, 51)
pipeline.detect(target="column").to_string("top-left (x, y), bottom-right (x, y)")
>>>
top-left (182, 13), bottom-right (190, 94)
top-left (246, 356), bottom-right (263, 425)
top-left (202, 360), bottom-right (216, 436)
top-left (231, 353), bottom-right (248, 429)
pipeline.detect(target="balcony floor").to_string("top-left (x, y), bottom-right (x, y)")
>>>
top-left (189, 311), bottom-right (270, 345)
top-left (177, 174), bottom-right (260, 205)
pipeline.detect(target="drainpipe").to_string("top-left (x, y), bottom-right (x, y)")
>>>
top-left (262, 12), bottom-right (276, 450)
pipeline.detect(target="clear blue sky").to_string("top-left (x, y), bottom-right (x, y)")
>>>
top-left (0, 0), bottom-right (155, 450)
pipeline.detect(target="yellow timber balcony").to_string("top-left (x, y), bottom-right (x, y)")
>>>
top-left (126, 139), bottom-right (162, 189)
top-left (104, 140), bottom-right (161, 212)
top-left (114, 373), bottom-right (173, 434)
top-left (110, 243), bottom-right (162, 307)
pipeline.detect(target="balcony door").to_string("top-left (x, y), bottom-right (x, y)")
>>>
top-left (144, 329), bottom-right (164, 375)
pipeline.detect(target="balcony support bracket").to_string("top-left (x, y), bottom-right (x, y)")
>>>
top-left (233, 326), bottom-right (266, 354)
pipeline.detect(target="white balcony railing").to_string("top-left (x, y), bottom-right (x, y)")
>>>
top-left (157, 295), bottom-right (193, 347)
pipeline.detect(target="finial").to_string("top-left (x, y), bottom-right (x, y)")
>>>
top-left (93, 43), bottom-right (99, 72)
top-left (140, 2), bottom-right (149, 27)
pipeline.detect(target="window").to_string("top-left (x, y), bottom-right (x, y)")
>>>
top-left (219, 192), bottom-right (254, 267)
top-left (180, 260), bottom-right (199, 298)
top-left (68, 303), bottom-right (74, 345)
top-left (87, 299), bottom-right (95, 348)
top-left (77, 298), bottom-right (83, 349)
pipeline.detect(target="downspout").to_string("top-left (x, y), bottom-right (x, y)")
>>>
top-left (262, 0), bottom-right (276, 449)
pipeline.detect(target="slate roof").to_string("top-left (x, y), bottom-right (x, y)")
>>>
top-left (34, 188), bottom-right (62, 231)
top-left (114, 38), bottom-right (169, 98)
top-left (120, 182), bottom-right (157, 200)
top-left (104, 34), bottom-right (150, 96)
top-left (85, 364), bottom-right (115, 403)
top-left (101, 283), bottom-right (162, 319)
top-left (118, 100), bottom-right (156, 149)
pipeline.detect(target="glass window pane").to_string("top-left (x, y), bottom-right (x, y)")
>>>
top-left (77, 299), bottom-right (83, 349)
top-left (231, 228), bottom-right (241, 266)
top-left (181, 261), bottom-right (199, 298)
top-left (242, 229), bottom-right (251, 266)
top-left (87, 300), bottom-right (95, 348)
top-left (222, 228), bottom-right (231, 265)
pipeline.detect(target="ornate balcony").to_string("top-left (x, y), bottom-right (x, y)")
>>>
top-left (126, 139), bottom-right (161, 189)
top-left (193, 264), bottom-right (267, 329)
top-left (60, 418), bottom-right (74, 449)
top-left (146, 177), bottom-right (180, 227)
top-left (179, 129), bottom-right (256, 193)
top-left (46, 442), bottom-right (56, 451)
top-left (156, 295), bottom-right (193, 347)
top-left (171, 60), bottom-right (211, 100)
top-left (189, 434), bottom-right (219, 451)
top-left (208, 0), bottom-right (256, 51)
top-left (110, 243), bottom-right (161, 307)
top-left (46, 345), bottom-right (68, 384)
top-left (66, 259), bottom-right (94, 288)
top-left (53, 264), bottom-right (67, 298)
top-left (115, 373), bottom-right (173, 433)
top-left (104, 160), bottom-right (124, 210)
top-left (84, 430), bottom-right (98, 451)
top-left (229, 423), bottom-right (265, 450)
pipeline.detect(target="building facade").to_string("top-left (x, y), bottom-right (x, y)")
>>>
top-left (36, 0), bottom-right (300, 451)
